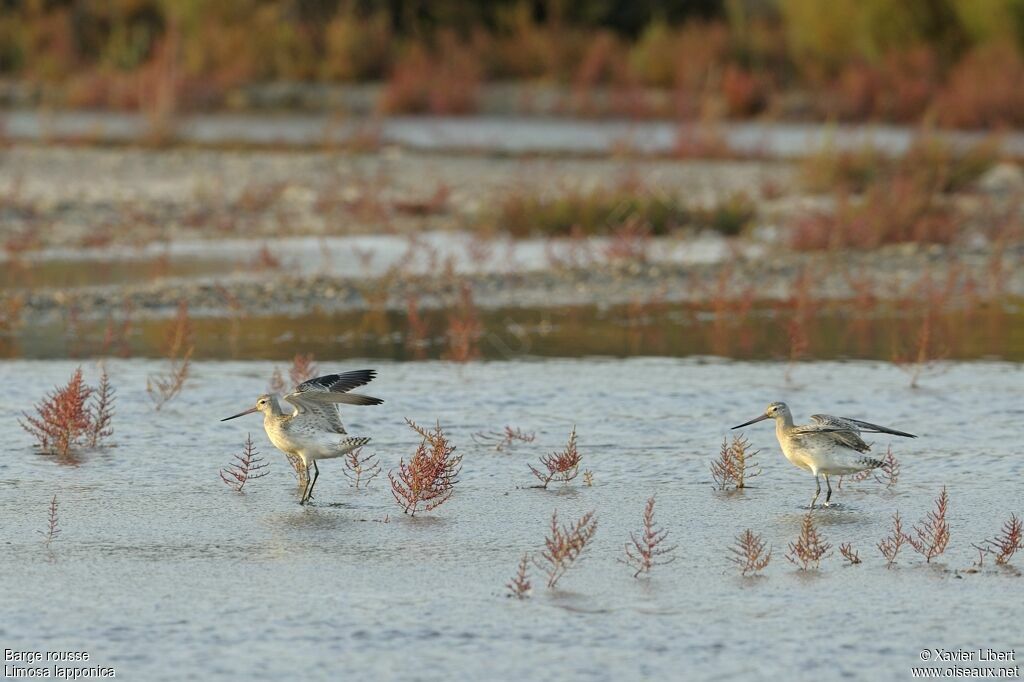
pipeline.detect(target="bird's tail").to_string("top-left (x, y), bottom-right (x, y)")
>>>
top-left (337, 436), bottom-right (371, 454)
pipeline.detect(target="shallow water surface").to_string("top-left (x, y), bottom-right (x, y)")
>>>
top-left (1, 358), bottom-right (1022, 680)
top-left (5, 299), bottom-right (1024, 363)
top-left (0, 232), bottom-right (747, 291)
top-left (5, 111), bottom-right (1022, 156)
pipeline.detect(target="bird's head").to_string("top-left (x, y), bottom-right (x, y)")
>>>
top-left (221, 394), bottom-right (277, 421)
top-left (732, 401), bottom-right (790, 429)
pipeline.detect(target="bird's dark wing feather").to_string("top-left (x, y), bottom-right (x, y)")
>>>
top-left (282, 370), bottom-right (381, 431)
top-left (296, 370), bottom-right (377, 395)
top-left (839, 417), bottom-right (917, 439)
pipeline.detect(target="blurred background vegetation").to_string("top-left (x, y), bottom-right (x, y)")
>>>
top-left (1, 0), bottom-right (1023, 126)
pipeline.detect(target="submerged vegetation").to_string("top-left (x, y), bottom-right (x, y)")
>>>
top-left (529, 427), bottom-right (583, 488)
top-left (787, 512), bottom-right (831, 570)
top-left (19, 366), bottom-right (115, 458)
top-left (389, 419), bottom-right (462, 516)
top-left (621, 497), bottom-right (677, 578)
top-left (343, 447), bottom-right (381, 490)
top-left (39, 495), bottom-right (61, 548)
top-left (710, 434), bottom-right (761, 490)
top-left (878, 511), bottom-right (910, 569)
top-left (973, 515), bottom-right (1023, 567)
top-left (506, 553), bottom-right (533, 599)
top-left (220, 434), bottom-right (270, 492)
top-left (908, 487), bottom-right (951, 563)
top-left (728, 529), bottom-right (772, 576)
top-left (535, 509), bottom-right (598, 589)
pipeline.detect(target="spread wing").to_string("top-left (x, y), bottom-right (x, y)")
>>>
top-left (814, 415), bottom-right (917, 439)
top-left (287, 370), bottom-right (384, 407)
top-left (283, 392), bottom-right (349, 434)
top-left (792, 413), bottom-right (916, 453)
top-left (281, 370), bottom-right (384, 434)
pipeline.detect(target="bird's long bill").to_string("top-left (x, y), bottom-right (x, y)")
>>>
top-left (220, 406), bottom-right (259, 422)
top-left (732, 413), bottom-right (771, 429)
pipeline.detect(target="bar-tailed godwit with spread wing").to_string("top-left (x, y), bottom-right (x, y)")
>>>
top-left (732, 402), bottom-right (916, 508)
top-left (222, 369), bottom-right (383, 504)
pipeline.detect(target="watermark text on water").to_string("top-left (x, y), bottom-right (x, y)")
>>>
top-left (4, 649), bottom-right (115, 678)
top-left (913, 648), bottom-right (1018, 678)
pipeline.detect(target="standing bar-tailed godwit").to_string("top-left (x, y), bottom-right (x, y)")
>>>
top-left (732, 402), bottom-right (916, 508)
top-left (221, 369), bottom-right (383, 504)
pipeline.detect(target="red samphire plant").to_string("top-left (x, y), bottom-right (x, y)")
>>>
top-left (220, 433), bottom-right (270, 492)
top-left (20, 367), bottom-right (115, 457)
top-left (908, 487), bottom-right (951, 563)
top-left (728, 529), bottom-right (772, 576)
top-left (974, 514), bottom-right (1023, 567)
top-left (534, 509), bottom-right (598, 589)
top-left (621, 496), bottom-right (677, 578)
top-left (529, 426), bottom-right (582, 488)
top-left (390, 419), bottom-right (462, 516)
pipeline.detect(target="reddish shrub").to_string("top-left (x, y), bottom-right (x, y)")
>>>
top-left (390, 419), bottom-right (462, 516)
top-left (20, 368), bottom-right (115, 457)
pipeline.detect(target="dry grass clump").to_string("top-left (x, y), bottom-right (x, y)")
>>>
top-left (936, 42), bottom-right (1024, 129)
top-left (728, 529), bottom-right (772, 576)
top-left (973, 514), bottom-right (1023, 567)
top-left (8, 3), bottom-right (1024, 128)
top-left (801, 137), bottom-right (998, 195)
top-left (321, 7), bottom-right (393, 81)
top-left (908, 487), bottom-right (951, 563)
top-left (621, 497), bottom-right (677, 578)
top-left (19, 367), bottom-right (115, 457)
top-left (381, 37), bottom-right (480, 115)
top-left (534, 509), bottom-right (598, 589)
top-left (787, 512), bottom-right (831, 570)
top-left (529, 427), bottom-right (582, 488)
top-left (790, 179), bottom-right (959, 251)
top-left (710, 434), bottom-right (762, 490)
top-left (342, 447), bottom-right (381, 490)
top-left (793, 136), bottom-right (998, 252)
top-left (220, 434), bottom-right (270, 492)
top-left (493, 186), bottom-right (754, 239)
top-left (390, 419), bottom-right (462, 516)
top-left (147, 300), bottom-right (193, 410)
top-left (878, 510), bottom-right (910, 568)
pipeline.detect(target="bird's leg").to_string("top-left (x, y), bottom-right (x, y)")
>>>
top-left (810, 475), bottom-right (821, 509)
top-left (824, 475), bottom-right (833, 506)
top-left (300, 461), bottom-right (312, 505)
top-left (306, 461), bottom-right (320, 502)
